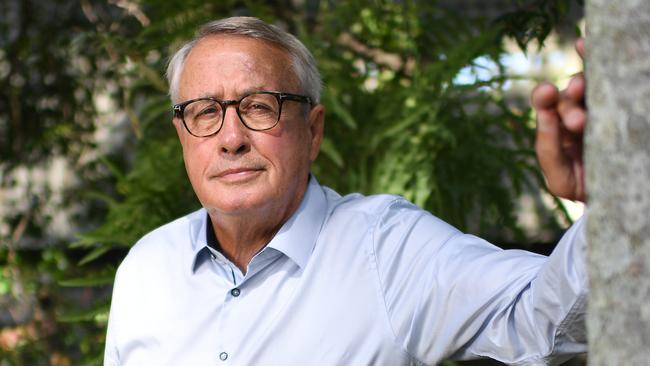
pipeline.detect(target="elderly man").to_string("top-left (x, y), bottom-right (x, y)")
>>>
top-left (104, 17), bottom-right (588, 365)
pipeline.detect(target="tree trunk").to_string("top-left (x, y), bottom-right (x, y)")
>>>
top-left (586, 1), bottom-right (650, 364)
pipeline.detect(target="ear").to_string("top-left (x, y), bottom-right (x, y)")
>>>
top-left (307, 104), bottom-right (325, 162)
top-left (172, 115), bottom-right (186, 141)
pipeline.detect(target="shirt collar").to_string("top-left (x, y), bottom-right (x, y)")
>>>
top-left (189, 210), bottom-right (211, 272)
top-left (265, 175), bottom-right (327, 269)
top-left (189, 175), bottom-right (328, 273)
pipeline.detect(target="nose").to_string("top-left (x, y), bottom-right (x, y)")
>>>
top-left (217, 106), bottom-right (250, 155)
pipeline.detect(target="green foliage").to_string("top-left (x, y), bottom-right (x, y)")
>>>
top-left (495, 0), bottom-right (584, 51)
top-left (0, 0), bottom-right (582, 364)
top-left (308, 2), bottom-right (539, 234)
top-left (75, 136), bottom-right (197, 251)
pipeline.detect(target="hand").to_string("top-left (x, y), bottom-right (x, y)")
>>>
top-left (531, 38), bottom-right (586, 202)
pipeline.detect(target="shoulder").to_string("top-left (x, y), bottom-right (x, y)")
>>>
top-left (323, 187), bottom-right (457, 238)
top-left (130, 208), bottom-right (203, 255)
top-left (116, 208), bottom-right (204, 277)
top-left (324, 187), bottom-right (405, 219)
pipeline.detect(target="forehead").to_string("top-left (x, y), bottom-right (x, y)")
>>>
top-left (179, 35), bottom-right (299, 100)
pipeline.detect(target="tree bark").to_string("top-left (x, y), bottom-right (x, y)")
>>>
top-left (586, 1), bottom-right (650, 364)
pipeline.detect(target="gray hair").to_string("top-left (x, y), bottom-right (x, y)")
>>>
top-left (166, 17), bottom-right (322, 104)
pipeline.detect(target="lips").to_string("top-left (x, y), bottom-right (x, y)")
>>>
top-left (215, 167), bottom-right (264, 177)
top-left (211, 166), bottom-right (266, 184)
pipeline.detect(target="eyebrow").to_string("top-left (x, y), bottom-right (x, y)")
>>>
top-left (198, 86), bottom-right (270, 100)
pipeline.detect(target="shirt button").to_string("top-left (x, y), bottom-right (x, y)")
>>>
top-left (219, 352), bottom-right (228, 361)
top-left (230, 288), bottom-right (241, 297)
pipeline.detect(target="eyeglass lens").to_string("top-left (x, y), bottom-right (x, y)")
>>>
top-left (183, 93), bottom-right (280, 136)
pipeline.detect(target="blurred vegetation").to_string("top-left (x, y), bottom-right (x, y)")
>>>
top-left (0, 0), bottom-right (582, 364)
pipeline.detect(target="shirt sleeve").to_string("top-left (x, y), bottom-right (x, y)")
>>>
top-left (104, 246), bottom-right (143, 366)
top-left (372, 199), bottom-right (587, 365)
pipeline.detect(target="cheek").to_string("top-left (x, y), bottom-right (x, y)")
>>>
top-left (271, 131), bottom-right (312, 174)
top-left (181, 140), bottom-right (212, 181)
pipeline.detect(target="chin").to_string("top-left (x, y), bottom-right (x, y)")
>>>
top-left (201, 191), bottom-right (271, 216)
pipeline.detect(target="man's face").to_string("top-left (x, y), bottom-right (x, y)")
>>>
top-left (174, 35), bottom-right (323, 219)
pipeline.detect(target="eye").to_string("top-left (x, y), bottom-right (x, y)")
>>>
top-left (198, 106), bottom-right (219, 116)
top-left (190, 102), bottom-right (222, 121)
top-left (240, 94), bottom-right (279, 115)
top-left (248, 102), bottom-right (274, 112)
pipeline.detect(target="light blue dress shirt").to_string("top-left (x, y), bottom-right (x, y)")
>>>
top-left (104, 176), bottom-right (587, 366)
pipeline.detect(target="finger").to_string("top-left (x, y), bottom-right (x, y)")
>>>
top-left (531, 82), bottom-right (560, 110)
top-left (565, 73), bottom-right (585, 103)
top-left (557, 95), bottom-right (586, 133)
top-left (575, 38), bottom-right (585, 60)
top-left (561, 107), bottom-right (586, 133)
top-left (557, 76), bottom-right (586, 133)
top-left (536, 109), bottom-right (580, 199)
top-left (536, 108), bottom-right (567, 173)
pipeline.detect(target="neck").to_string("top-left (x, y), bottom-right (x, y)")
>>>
top-left (208, 214), bottom-right (281, 273)
top-left (207, 183), bottom-right (308, 273)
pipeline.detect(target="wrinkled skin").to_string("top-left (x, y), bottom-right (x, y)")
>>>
top-left (173, 35), bottom-right (324, 270)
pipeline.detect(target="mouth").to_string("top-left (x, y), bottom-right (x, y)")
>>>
top-left (213, 167), bottom-right (265, 183)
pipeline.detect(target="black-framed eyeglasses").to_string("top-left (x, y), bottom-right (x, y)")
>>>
top-left (172, 91), bottom-right (313, 137)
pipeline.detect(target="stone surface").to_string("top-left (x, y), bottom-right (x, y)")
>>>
top-left (585, 1), bottom-right (650, 364)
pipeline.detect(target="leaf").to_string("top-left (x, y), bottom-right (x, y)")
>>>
top-left (59, 273), bottom-right (115, 287)
top-left (79, 245), bottom-right (112, 266)
top-left (58, 301), bottom-right (111, 323)
top-left (79, 354), bottom-right (104, 366)
top-left (81, 190), bottom-right (118, 207)
top-left (135, 61), bottom-right (168, 93)
top-left (369, 104), bottom-right (434, 150)
top-left (324, 92), bottom-right (358, 129)
top-left (319, 137), bottom-right (344, 168)
top-left (99, 156), bottom-right (126, 181)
